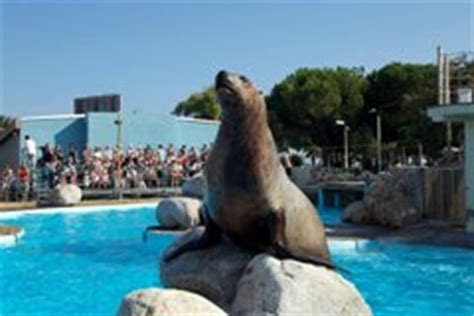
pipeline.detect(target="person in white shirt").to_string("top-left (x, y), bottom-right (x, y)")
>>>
top-left (157, 144), bottom-right (166, 163)
top-left (24, 135), bottom-right (37, 169)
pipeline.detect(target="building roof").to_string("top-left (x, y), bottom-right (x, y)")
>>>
top-left (427, 103), bottom-right (474, 122)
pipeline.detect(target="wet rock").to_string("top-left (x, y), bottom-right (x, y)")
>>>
top-left (231, 254), bottom-right (372, 316)
top-left (156, 197), bottom-right (202, 229)
top-left (0, 225), bottom-right (24, 248)
top-left (160, 228), bottom-right (256, 310)
top-left (116, 288), bottom-right (226, 316)
top-left (182, 173), bottom-right (205, 198)
top-left (160, 230), bottom-right (371, 315)
top-left (48, 184), bottom-right (82, 206)
top-left (343, 167), bottom-right (424, 228)
top-left (342, 200), bottom-right (370, 223)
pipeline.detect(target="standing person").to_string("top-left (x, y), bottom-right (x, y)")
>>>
top-left (157, 144), bottom-right (166, 163)
top-left (200, 144), bottom-right (209, 162)
top-left (68, 143), bottom-right (78, 164)
top-left (1, 166), bottom-right (15, 201)
top-left (169, 159), bottom-right (183, 187)
top-left (17, 163), bottom-right (30, 201)
top-left (24, 135), bottom-right (37, 170)
top-left (54, 145), bottom-right (64, 163)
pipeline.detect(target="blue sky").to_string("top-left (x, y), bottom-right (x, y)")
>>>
top-left (1, 1), bottom-right (472, 117)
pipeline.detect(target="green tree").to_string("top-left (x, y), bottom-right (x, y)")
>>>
top-left (364, 63), bottom-right (445, 157)
top-left (267, 67), bottom-right (366, 150)
top-left (173, 87), bottom-right (221, 120)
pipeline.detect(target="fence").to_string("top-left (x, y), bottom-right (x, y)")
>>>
top-left (424, 167), bottom-right (466, 222)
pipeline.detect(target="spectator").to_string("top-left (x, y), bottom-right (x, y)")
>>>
top-left (169, 159), bottom-right (183, 187)
top-left (17, 163), bottom-right (30, 201)
top-left (68, 143), bottom-right (78, 164)
top-left (24, 135), bottom-right (37, 169)
top-left (157, 144), bottom-right (166, 162)
top-left (1, 166), bottom-right (15, 201)
top-left (1, 142), bottom-right (213, 201)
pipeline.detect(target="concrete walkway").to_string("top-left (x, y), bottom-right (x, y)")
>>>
top-left (0, 198), bottom-right (160, 213)
top-left (327, 221), bottom-right (474, 249)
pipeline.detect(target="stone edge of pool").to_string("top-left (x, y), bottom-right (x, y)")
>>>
top-left (0, 202), bottom-right (157, 220)
top-left (0, 202), bottom-right (158, 247)
top-left (0, 225), bottom-right (25, 248)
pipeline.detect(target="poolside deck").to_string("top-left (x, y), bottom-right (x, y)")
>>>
top-left (300, 181), bottom-right (367, 196)
top-left (0, 197), bottom-right (161, 213)
top-left (327, 221), bottom-right (474, 249)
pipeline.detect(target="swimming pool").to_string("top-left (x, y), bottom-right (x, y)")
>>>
top-left (1, 205), bottom-right (473, 315)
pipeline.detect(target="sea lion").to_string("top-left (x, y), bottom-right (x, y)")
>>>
top-left (165, 70), bottom-right (333, 269)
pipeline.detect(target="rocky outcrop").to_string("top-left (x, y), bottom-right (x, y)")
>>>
top-left (0, 225), bottom-right (24, 248)
top-left (160, 228), bottom-right (256, 310)
top-left (181, 173), bottom-right (205, 198)
top-left (232, 254), bottom-right (372, 315)
top-left (343, 167), bottom-right (424, 228)
top-left (48, 184), bottom-right (82, 206)
top-left (156, 197), bottom-right (202, 230)
top-left (116, 288), bottom-right (226, 316)
top-left (159, 230), bottom-right (372, 315)
top-left (308, 169), bottom-right (374, 185)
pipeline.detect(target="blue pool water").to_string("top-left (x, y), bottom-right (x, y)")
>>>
top-left (1, 206), bottom-right (473, 315)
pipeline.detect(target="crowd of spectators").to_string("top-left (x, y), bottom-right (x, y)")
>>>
top-left (0, 135), bottom-right (211, 201)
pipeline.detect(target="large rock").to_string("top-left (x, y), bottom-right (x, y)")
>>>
top-left (343, 167), bottom-right (424, 228)
top-left (231, 254), bottom-right (372, 316)
top-left (48, 184), bottom-right (82, 206)
top-left (116, 288), bottom-right (226, 316)
top-left (181, 173), bottom-right (205, 198)
top-left (160, 230), bottom-right (371, 315)
top-left (160, 228), bottom-right (257, 310)
top-left (0, 225), bottom-right (25, 248)
top-left (156, 197), bottom-right (202, 230)
top-left (342, 200), bottom-right (370, 223)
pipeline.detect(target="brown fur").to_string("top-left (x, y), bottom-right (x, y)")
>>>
top-left (164, 71), bottom-right (332, 268)
top-left (204, 70), bottom-right (331, 261)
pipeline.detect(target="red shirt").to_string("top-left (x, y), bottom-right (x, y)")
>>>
top-left (18, 167), bottom-right (29, 183)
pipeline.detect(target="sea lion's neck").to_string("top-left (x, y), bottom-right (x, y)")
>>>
top-left (220, 106), bottom-right (280, 184)
top-left (221, 105), bottom-right (268, 138)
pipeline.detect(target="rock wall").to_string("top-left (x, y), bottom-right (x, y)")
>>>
top-left (155, 197), bottom-right (202, 230)
top-left (342, 167), bottom-right (426, 228)
top-left (116, 288), bottom-right (226, 315)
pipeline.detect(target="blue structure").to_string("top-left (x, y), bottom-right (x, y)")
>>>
top-left (2, 112), bottom-right (219, 168)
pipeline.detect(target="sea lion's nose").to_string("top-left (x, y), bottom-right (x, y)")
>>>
top-left (216, 70), bottom-right (229, 88)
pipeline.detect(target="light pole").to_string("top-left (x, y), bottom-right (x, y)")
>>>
top-left (114, 112), bottom-right (123, 200)
top-left (369, 108), bottom-right (382, 173)
top-left (335, 120), bottom-right (349, 169)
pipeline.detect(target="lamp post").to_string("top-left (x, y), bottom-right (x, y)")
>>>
top-left (369, 108), bottom-right (382, 173)
top-left (114, 112), bottom-right (123, 200)
top-left (335, 120), bottom-right (349, 169)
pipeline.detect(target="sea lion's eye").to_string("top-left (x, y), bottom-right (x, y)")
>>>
top-left (240, 75), bottom-right (249, 83)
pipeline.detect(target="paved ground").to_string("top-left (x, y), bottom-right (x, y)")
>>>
top-left (327, 221), bottom-right (474, 249)
top-left (2, 199), bottom-right (473, 249)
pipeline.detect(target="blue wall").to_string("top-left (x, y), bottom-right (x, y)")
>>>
top-left (17, 112), bottom-right (219, 160)
top-left (176, 118), bottom-right (220, 147)
top-left (20, 115), bottom-right (87, 159)
top-left (87, 112), bottom-right (219, 148)
top-left (122, 112), bottom-right (178, 147)
top-left (86, 113), bottom-right (118, 148)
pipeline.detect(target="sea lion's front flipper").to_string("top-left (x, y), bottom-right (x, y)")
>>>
top-left (265, 212), bottom-right (345, 272)
top-left (142, 225), bottom-right (181, 242)
top-left (163, 206), bottom-right (221, 262)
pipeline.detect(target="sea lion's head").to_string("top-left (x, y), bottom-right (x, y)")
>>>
top-left (215, 70), bottom-right (265, 118)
